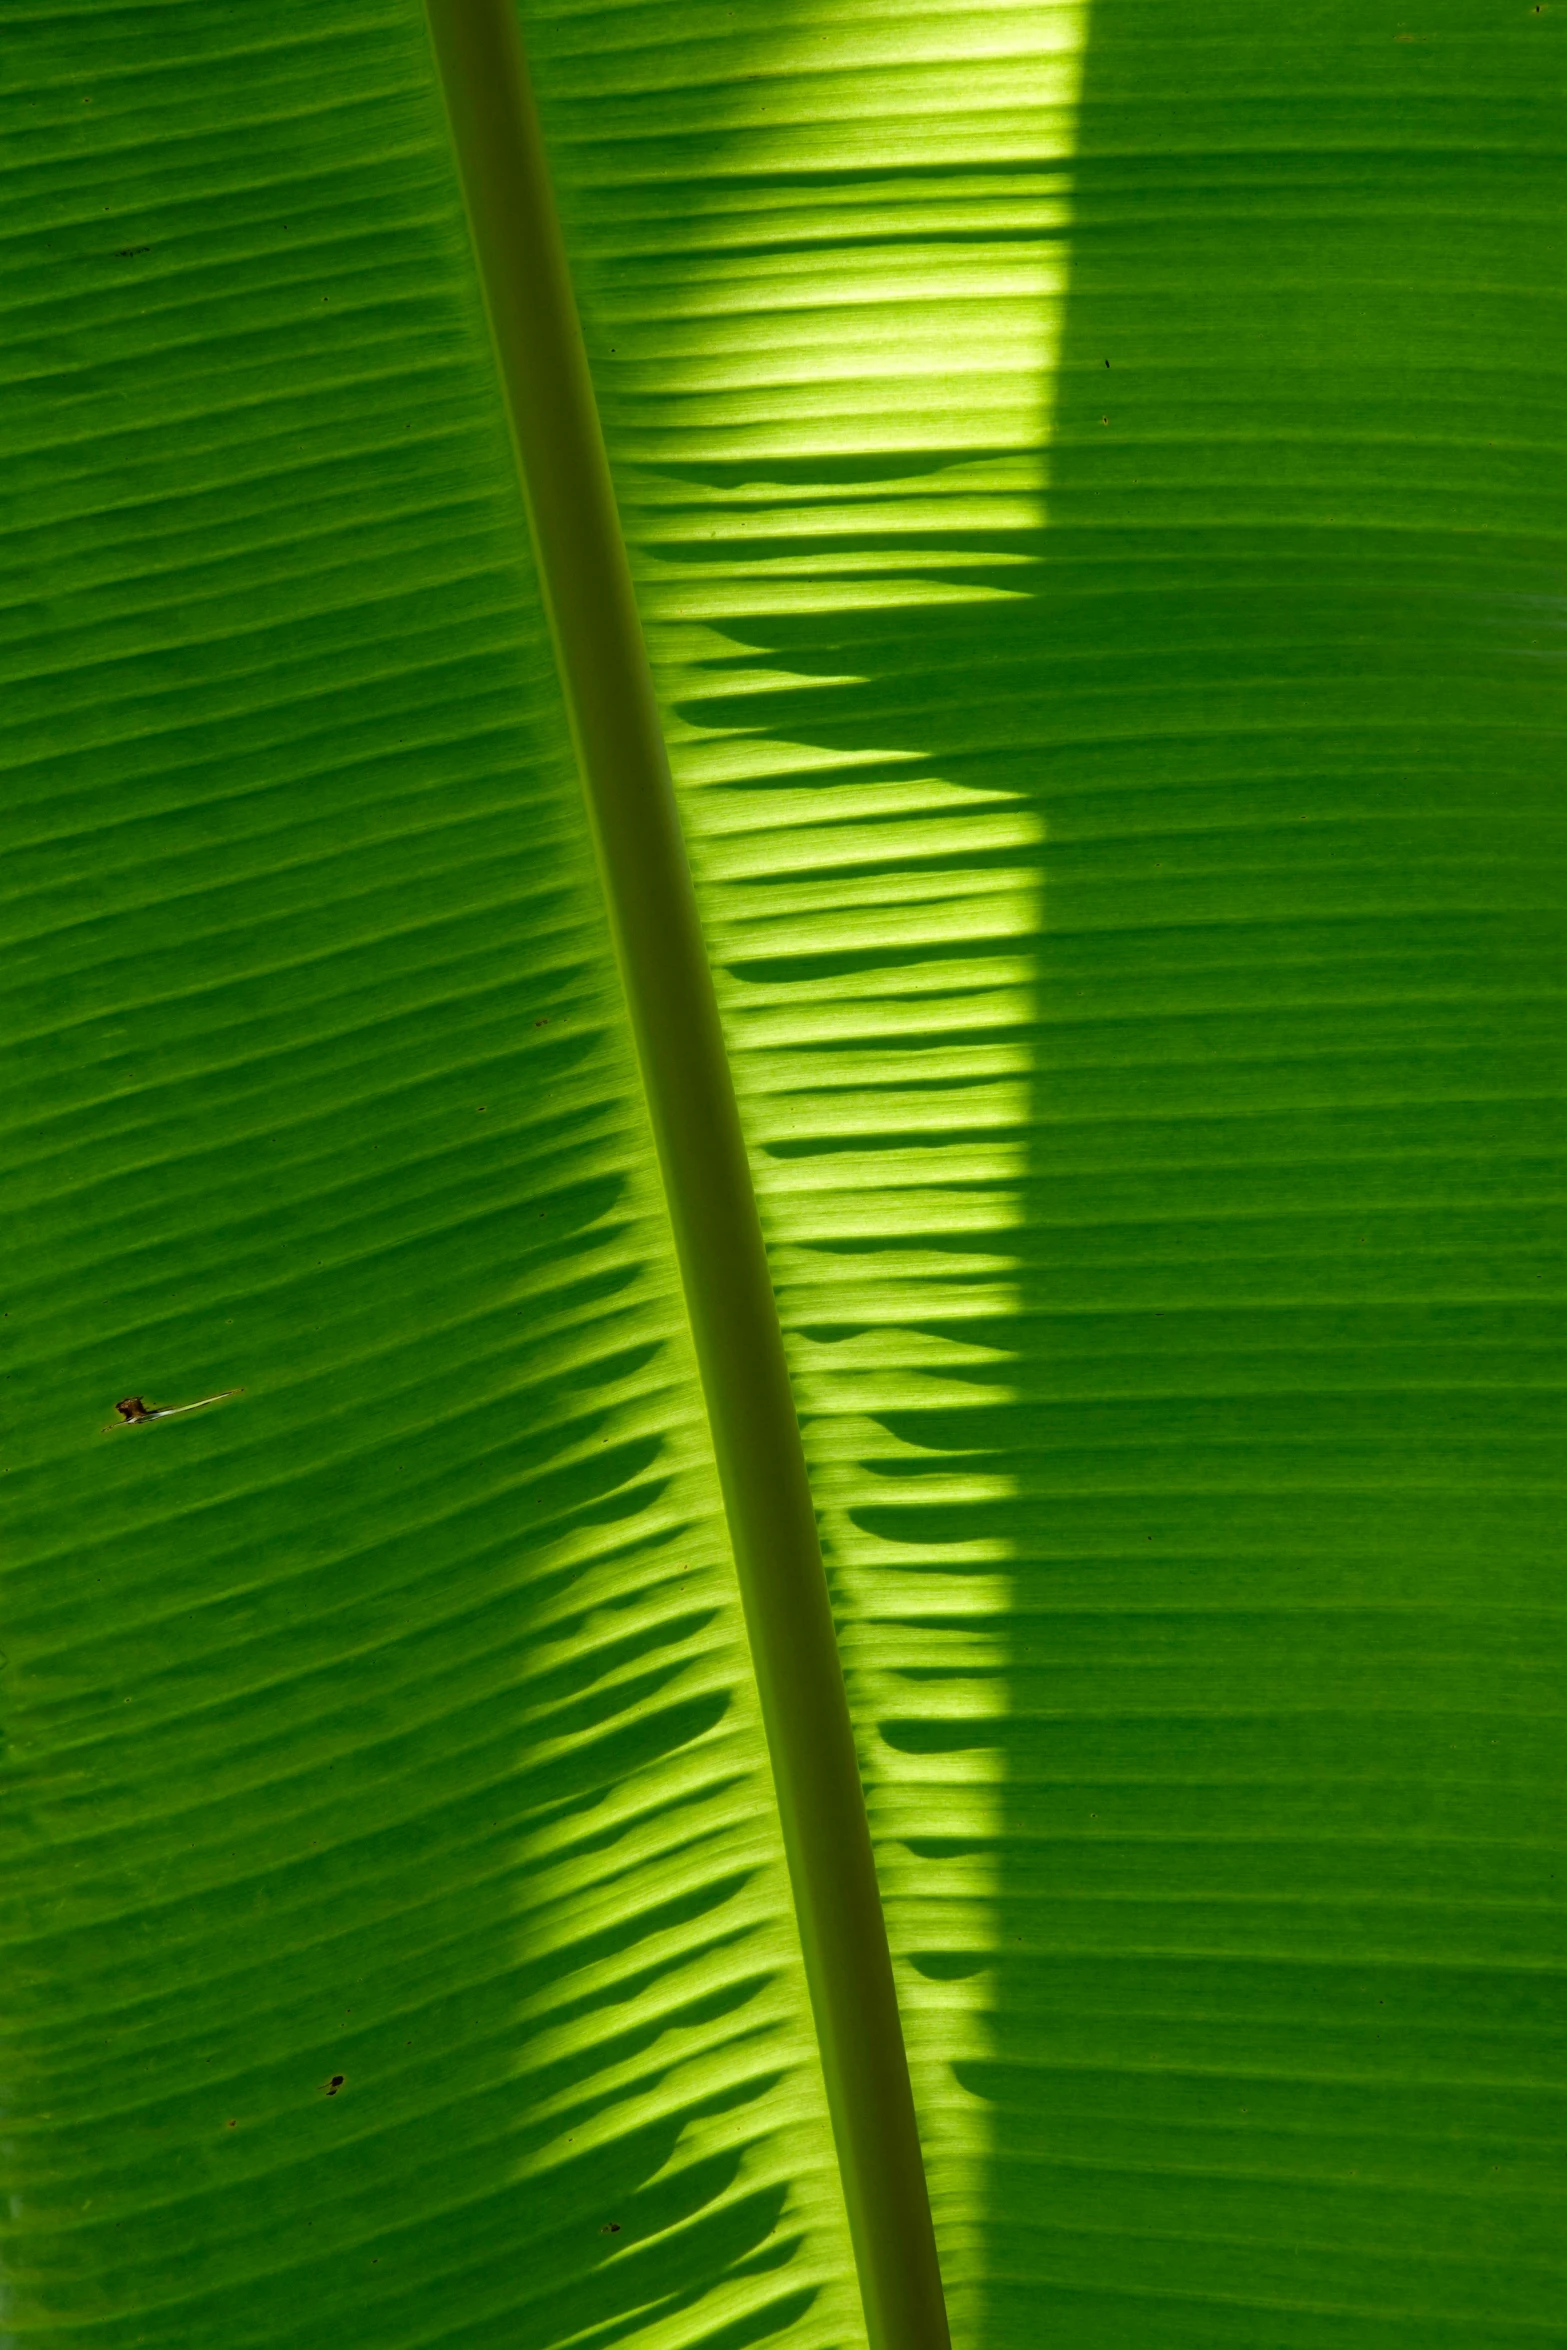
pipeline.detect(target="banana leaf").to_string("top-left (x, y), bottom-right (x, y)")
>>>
top-left (1, 3), bottom-right (1561, 2347)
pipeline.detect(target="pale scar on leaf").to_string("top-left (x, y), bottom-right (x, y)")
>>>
top-left (104, 1389), bottom-right (242, 1432)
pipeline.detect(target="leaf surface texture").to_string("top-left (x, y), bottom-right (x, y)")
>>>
top-left (2, 3), bottom-right (1564, 2347)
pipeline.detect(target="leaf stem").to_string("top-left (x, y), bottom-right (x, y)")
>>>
top-left (423, 8), bottom-right (950, 2346)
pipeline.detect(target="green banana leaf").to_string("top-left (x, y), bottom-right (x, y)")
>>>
top-left (2, 2), bottom-right (1561, 2347)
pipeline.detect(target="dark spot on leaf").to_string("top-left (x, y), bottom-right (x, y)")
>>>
top-left (324, 2073), bottom-right (346, 2097)
top-left (601, 2221), bottom-right (621, 2234)
top-left (116, 1396), bottom-right (152, 1422)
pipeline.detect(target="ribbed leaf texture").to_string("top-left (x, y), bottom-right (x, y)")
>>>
top-left (2, 3), bottom-right (1563, 2348)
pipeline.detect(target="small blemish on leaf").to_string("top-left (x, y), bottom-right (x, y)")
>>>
top-left (600, 2221), bottom-right (621, 2234)
top-left (324, 2073), bottom-right (346, 2098)
top-left (108, 1388), bottom-right (240, 1432)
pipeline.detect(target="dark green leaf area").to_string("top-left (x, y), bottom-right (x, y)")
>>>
top-left (0, 8), bottom-right (829, 2345)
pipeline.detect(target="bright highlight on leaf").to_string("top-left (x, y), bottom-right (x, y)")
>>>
top-left (523, 10), bottom-right (1089, 2331)
top-left (2, 2), bottom-right (1562, 2348)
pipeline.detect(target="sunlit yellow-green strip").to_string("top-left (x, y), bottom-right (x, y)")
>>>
top-left (422, 7), bottom-right (949, 2348)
